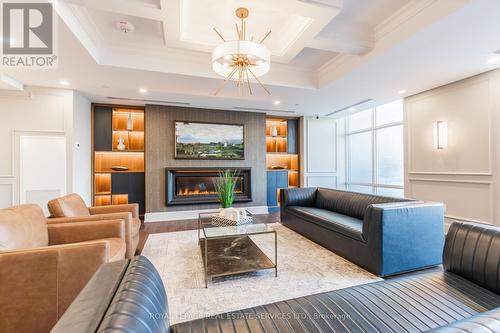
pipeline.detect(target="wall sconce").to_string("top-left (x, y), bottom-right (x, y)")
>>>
top-left (433, 121), bottom-right (448, 149)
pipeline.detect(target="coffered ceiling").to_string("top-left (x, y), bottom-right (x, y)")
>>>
top-left (3, 0), bottom-right (500, 116)
top-left (54, 0), bottom-right (415, 88)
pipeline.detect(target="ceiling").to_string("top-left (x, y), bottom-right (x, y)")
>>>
top-left (2, 0), bottom-right (500, 116)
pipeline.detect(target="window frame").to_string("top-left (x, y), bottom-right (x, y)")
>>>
top-left (345, 102), bottom-right (404, 196)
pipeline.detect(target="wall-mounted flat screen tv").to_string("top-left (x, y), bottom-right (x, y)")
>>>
top-left (175, 121), bottom-right (245, 160)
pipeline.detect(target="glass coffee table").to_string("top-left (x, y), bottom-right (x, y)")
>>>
top-left (198, 211), bottom-right (277, 288)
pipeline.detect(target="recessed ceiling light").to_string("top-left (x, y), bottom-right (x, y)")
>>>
top-left (398, 89), bottom-right (406, 95)
top-left (273, 100), bottom-right (281, 105)
top-left (139, 88), bottom-right (148, 94)
top-left (349, 107), bottom-right (356, 111)
top-left (59, 80), bottom-right (70, 86)
top-left (487, 56), bottom-right (499, 64)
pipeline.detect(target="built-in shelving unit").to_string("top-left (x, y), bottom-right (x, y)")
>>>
top-left (92, 105), bottom-right (145, 216)
top-left (265, 117), bottom-right (300, 211)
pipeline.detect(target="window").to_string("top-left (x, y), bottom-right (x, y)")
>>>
top-left (346, 100), bottom-right (404, 197)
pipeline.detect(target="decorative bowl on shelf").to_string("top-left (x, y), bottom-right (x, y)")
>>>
top-left (271, 165), bottom-right (287, 169)
top-left (110, 166), bottom-right (129, 171)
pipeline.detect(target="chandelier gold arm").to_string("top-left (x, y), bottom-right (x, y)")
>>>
top-left (212, 27), bottom-right (226, 42)
top-left (214, 66), bottom-right (239, 96)
top-left (235, 23), bottom-right (241, 40)
top-left (259, 30), bottom-right (272, 44)
top-left (248, 67), bottom-right (271, 95)
top-left (245, 65), bottom-right (253, 95)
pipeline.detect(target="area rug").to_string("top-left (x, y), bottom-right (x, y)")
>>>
top-left (142, 223), bottom-right (381, 325)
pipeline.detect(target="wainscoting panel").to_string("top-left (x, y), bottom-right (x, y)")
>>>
top-left (406, 77), bottom-right (492, 175)
top-left (0, 179), bottom-right (14, 208)
top-left (145, 105), bottom-right (266, 213)
top-left (19, 134), bottom-right (67, 213)
top-left (302, 118), bottom-right (343, 189)
top-left (405, 69), bottom-right (500, 226)
top-left (306, 175), bottom-right (337, 189)
top-left (408, 178), bottom-right (492, 224)
top-left (306, 119), bottom-right (336, 173)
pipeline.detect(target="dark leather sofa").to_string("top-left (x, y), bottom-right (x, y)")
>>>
top-left (280, 187), bottom-right (445, 276)
top-left (52, 222), bottom-right (500, 333)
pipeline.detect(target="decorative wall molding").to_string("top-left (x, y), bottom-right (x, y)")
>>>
top-left (305, 118), bottom-right (337, 173)
top-left (408, 171), bottom-right (493, 176)
top-left (0, 178), bottom-right (15, 208)
top-left (406, 76), bottom-right (493, 175)
top-left (306, 175), bottom-right (337, 188)
top-left (407, 177), bottom-right (494, 224)
top-left (445, 214), bottom-right (491, 226)
top-left (408, 178), bottom-right (493, 185)
top-left (145, 206), bottom-right (269, 223)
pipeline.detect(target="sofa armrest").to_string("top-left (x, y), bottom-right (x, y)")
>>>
top-left (0, 241), bottom-right (109, 333)
top-left (280, 187), bottom-right (317, 211)
top-left (364, 202), bottom-right (445, 276)
top-left (48, 219), bottom-right (125, 245)
top-left (89, 204), bottom-right (139, 218)
top-left (423, 308), bottom-right (500, 332)
top-left (443, 222), bottom-right (500, 294)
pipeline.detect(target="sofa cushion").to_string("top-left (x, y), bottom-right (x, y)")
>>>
top-left (286, 206), bottom-right (364, 241)
top-left (48, 193), bottom-right (90, 218)
top-left (0, 204), bottom-right (48, 251)
top-left (316, 188), bottom-right (409, 220)
top-left (171, 271), bottom-right (500, 333)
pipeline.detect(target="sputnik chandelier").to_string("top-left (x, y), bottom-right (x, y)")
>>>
top-left (212, 7), bottom-right (272, 96)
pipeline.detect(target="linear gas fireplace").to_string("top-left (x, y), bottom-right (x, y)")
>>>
top-left (165, 168), bottom-right (252, 205)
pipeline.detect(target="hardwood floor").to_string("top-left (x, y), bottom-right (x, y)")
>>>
top-left (136, 212), bottom-right (280, 254)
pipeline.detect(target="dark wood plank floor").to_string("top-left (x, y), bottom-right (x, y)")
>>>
top-left (137, 212), bottom-right (280, 254)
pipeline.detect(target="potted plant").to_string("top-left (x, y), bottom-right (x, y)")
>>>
top-left (213, 170), bottom-right (239, 217)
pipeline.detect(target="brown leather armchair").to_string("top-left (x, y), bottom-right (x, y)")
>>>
top-left (47, 193), bottom-right (141, 258)
top-left (0, 204), bottom-right (127, 333)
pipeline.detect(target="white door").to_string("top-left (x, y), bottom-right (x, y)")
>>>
top-left (19, 135), bottom-right (66, 214)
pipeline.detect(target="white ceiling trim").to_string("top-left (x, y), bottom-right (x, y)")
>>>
top-left (316, 0), bottom-right (471, 87)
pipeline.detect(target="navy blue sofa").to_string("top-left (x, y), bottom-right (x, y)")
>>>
top-left (280, 187), bottom-right (445, 276)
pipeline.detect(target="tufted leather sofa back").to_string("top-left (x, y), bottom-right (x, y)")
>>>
top-left (47, 193), bottom-right (91, 218)
top-left (444, 222), bottom-right (500, 294)
top-left (0, 204), bottom-right (48, 251)
top-left (316, 188), bottom-right (409, 220)
top-left (99, 256), bottom-right (169, 332)
top-left (51, 256), bottom-right (169, 333)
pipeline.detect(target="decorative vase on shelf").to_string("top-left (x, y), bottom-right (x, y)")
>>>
top-left (271, 126), bottom-right (278, 137)
top-left (116, 135), bottom-right (126, 151)
top-left (271, 126), bottom-right (278, 152)
top-left (127, 113), bottom-right (133, 131)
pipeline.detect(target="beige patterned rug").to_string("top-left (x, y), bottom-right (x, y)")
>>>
top-left (142, 223), bottom-right (381, 325)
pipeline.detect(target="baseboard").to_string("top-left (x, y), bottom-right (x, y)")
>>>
top-left (144, 206), bottom-right (270, 223)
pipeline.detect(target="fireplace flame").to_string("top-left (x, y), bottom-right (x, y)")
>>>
top-left (177, 188), bottom-right (243, 196)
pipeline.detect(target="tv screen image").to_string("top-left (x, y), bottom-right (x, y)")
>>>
top-left (175, 121), bottom-right (245, 160)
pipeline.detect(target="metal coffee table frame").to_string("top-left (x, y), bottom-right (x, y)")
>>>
top-left (198, 210), bottom-right (277, 288)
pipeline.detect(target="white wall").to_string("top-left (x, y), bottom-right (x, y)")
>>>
top-left (0, 87), bottom-right (91, 210)
top-left (72, 91), bottom-right (91, 205)
top-left (301, 117), bottom-right (345, 189)
top-left (404, 69), bottom-right (500, 226)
